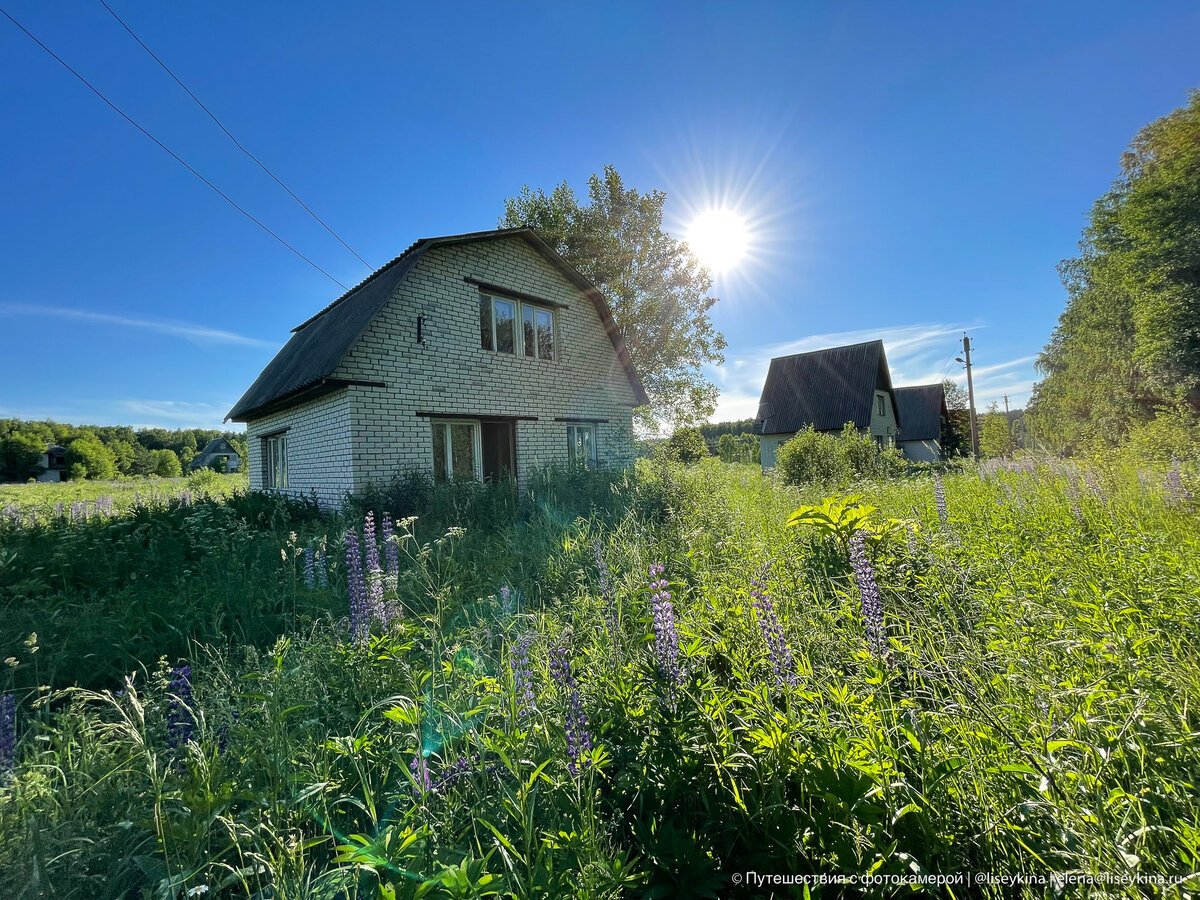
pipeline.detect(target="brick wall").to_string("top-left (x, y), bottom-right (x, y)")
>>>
top-left (244, 235), bottom-right (639, 503)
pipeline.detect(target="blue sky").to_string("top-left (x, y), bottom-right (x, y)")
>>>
top-left (2, 1), bottom-right (1197, 430)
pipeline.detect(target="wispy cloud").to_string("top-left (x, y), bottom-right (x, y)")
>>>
top-left (120, 399), bottom-right (236, 425)
top-left (709, 322), bottom-right (975, 421)
top-left (0, 303), bottom-right (273, 348)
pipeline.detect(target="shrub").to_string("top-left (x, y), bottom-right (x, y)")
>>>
top-left (662, 427), bottom-right (709, 463)
top-left (1125, 407), bottom-right (1200, 464)
top-left (775, 423), bottom-right (908, 486)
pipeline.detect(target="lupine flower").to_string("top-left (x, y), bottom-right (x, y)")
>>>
top-left (432, 755), bottom-right (474, 793)
top-left (0, 693), bottom-right (15, 773)
top-left (510, 632), bottom-right (536, 717)
top-left (363, 513), bottom-right (385, 624)
top-left (848, 532), bottom-right (887, 661)
top-left (648, 564), bottom-right (683, 693)
top-left (749, 566), bottom-right (797, 686)
top-left (410, 754), bottom-right (433, 796)
top-left (594, 541), bottom-right (618, 639)
top-left (1165, 464), bottom-right (1192, 504)
top-left (1083, 470), bottom-right (1108, 504)
top-left (934, 475), bottom-right (948, 527)
top-left (166, 665), bottom-right (194, 749)
top-left (344, 530), bottom-right (368, 643)
top-left (382, 514), bottom-right (399, 578)
top-left (303, 548), bottom-right (315, 590)
top-left (550, 645), bottom-right (592, 777)
top-left (316, 549), bottom-right (328, 588)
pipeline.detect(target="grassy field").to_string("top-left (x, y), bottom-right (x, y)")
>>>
top-left (0, 470), bottom-right (248, 516)
top-left (0, 458), bottom-right (1197, 898)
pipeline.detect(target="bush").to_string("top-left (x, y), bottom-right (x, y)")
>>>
top-left (1125, 407), bottom-right (1200, 464)
top-left (662, 427), bottom-right (709, 463)
top-left (775, 423), bottom-right (908, 486)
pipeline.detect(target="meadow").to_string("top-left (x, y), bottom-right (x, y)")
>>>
top-left (0, 457), bottom-right (1197, 898)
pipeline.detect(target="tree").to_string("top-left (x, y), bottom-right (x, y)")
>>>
top-left (109, 439), bottom-right (137, 476)
top-left (979, 403), bottom-right (1016, 458)
top-left (941, 377), bottom-right (972, 458)
top-left (2, 431), bottom-right (45, 481)
top-left (1031, 90), bottom-right (1200, 452)
top-left (65, 437), bottom-right (117, 480)
top-left (151, 449), bottom-right (182, 478)
top-left (663, 427), bottom-right (709, 463)
top-left (501, 166), bottom-right (727, 430)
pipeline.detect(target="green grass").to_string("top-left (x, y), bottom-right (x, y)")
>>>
top-left (0, 457), bottom-right (1197, 898)
top-left (0, 470), bottom-right (248, 513)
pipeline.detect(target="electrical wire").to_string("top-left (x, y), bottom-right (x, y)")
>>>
top-left (98, 0), bottom-right (373, 270)
top-left (0, 5), bottom-right (347, 289)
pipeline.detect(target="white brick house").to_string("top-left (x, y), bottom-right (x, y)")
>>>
top-left (227, 228), bottom-right (647, 507)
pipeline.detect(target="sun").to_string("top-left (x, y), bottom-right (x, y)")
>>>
top-left (684, 207), bottom-right (750, 274)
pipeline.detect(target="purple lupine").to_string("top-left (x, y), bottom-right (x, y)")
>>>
top-left (594, 541), bottom-right (618, 638)
top-left (649, 564), bottom-right (682, 687)
top-left (510, 632), bottom-right (536, 717)
top-left (549, 645), bottom-right (592, 777)
top-left (166, 665), bottom-right (194, 749)
top-left (303, 547), bottom-right (315, 590)
top-left (934, 475), bottom-right (948, 527)
top-left (382, 513), bottom-right (399, 578)
top-left (410, 754), bottom-right (433, 796)
top-left (1082, 470), bottom-right (1108, 504)
top-left (848, 532), bottom-right (887, 661)
top-left (433, 755), bottom-right (474, 794)
top-left (363, 513), bottom-right (385, 624)
top-left (749, 567), bottom-right (797, 686)
top-left (55, 501), bottom-right (65, 519)
top-left (344, 529), bottom-right (368, 643)
top-left (0, 693), bottom-right (15, 773)
top-left (1165, 464), bottom-right (1192, 504)
top-left (316, 549), bottom-right (328, 588)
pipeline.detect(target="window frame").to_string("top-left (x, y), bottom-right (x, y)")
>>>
top-left (480, 293), bottom-right (556, 360)
top-left (566, 424), bottom-right (598, 468)
top-left (430, 418), bottom-right (483, 481)
top-left (877, 394), bottom-right (886, 416)
top-left (263, 431), bottom-right (288, 489)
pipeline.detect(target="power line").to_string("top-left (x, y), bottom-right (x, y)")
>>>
top-left (98, 0), bottom-right (372, 270)
top-left (0, 5), bottom-right (347, 289)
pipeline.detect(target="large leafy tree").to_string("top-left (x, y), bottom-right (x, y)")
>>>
top-left (1031, 90), bottom-right (1200, 452)
top-left (500, 166), bottom-right (727, 429)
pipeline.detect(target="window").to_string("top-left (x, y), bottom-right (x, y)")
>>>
top-left (264, 433), bottom-right (287, 488)
top-left (431, 419), bottom-right (481, 481)
top-left (566, 424), bottom-right (597, 467)
top-left (877, 394), bottom-right (885, 416)
top-left (480, 293), bottom-right (554, 359)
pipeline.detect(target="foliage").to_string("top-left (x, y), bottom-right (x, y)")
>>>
top-left (775, 423), bottom-right (907, 485)
top-left (941, 378), bottom-right (972, 458)
top-left (661, 427), bottom-right (709, 463)
top-left (500, 166), bottom-right (727, 430)
top-left (1123, 405), bottom-right (1200, 464)
top-left (2, 458), bottom-right (1199, 898)
top-left (1031, 89), bottom-right (1200, 452)
top-left (0, 431), bottom-right (44, 482)
top-left (978, 403), bottom-right (1016, 458)
top-left (152, 448), bottom-right (183, 478)
top-left (716, 431), bottom-right (760, 464)
top-left (698, 418), bottom-right (756, 452)
top-left (65, 436), bottom-right (117, 480)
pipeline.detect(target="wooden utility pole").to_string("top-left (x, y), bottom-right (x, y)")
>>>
top-left (1003, 394), bottom-right (1010, 416)
top-left (955, 334), bottom-right (979, 458)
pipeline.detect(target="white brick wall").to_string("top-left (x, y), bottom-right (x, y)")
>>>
top-left (244, 236), bottom-right (639, 505)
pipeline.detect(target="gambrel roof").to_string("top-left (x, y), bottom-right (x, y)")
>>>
top-left (892, 384), bottom-right (947, 442)
top-left (753, 340), bottom-right (899, 435)
top-left (227, 228), bottom-right (647, 422)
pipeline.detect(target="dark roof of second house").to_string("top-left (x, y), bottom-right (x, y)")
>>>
top-left (227, 227), bottom-right (648, 422)
top-left (754, 339), bottom-right (897, 435)
top-left (892, 384), bottom-right (946, 442)
top-left (197, 437), bottom-right (236, 456)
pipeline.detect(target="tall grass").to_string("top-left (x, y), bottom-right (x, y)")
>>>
top-left (0, 456), bottom-right (1196, 897)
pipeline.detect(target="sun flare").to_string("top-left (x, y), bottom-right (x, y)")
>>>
top-left (685, 207), bottom-right (750, 274)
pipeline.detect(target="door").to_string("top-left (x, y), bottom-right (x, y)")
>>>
top-left (480, 420), bottom-right (516, 482)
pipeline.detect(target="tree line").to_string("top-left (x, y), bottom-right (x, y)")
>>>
top-left (0, 419), bottom-right (247, 482)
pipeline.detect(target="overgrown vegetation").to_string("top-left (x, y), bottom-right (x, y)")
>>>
top-left (1, 455), bottom-right (1197, 897)
top-left (775, 422), bottom-right (908, 485)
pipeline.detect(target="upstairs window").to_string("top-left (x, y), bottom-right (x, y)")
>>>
top-left (877, 395), bottom-right (885, 416)
top-left (480, 293), bottom-right (554, 359)
top-left (264, 432), bottom-right (288, 488)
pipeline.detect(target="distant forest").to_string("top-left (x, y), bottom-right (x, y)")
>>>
top-left (0, 419), bottom-right (247, 482)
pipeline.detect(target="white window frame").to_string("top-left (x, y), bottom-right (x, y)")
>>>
top-left (431, 418), bottom-right (483, 481)
top-left (263, 432), bottom-right (288, 489)
top-left (566, 424), bottom-right (598, 467)
top-left (480, 293), bottom-right (555, 360)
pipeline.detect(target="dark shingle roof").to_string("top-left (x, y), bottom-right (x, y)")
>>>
top-left (754, 340), bottom-right (896, 435)
top-left (227, 227), bottom-right (647, 421)
top-left (893, 384), bottom-right (946, 442)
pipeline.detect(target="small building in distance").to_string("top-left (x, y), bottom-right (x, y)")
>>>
top-left (36, 444), bottom-right (67, 482)
top-left (190, 437), bottom-right (241, 473)
top-left (892, 383), bottom-right (948, 462)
